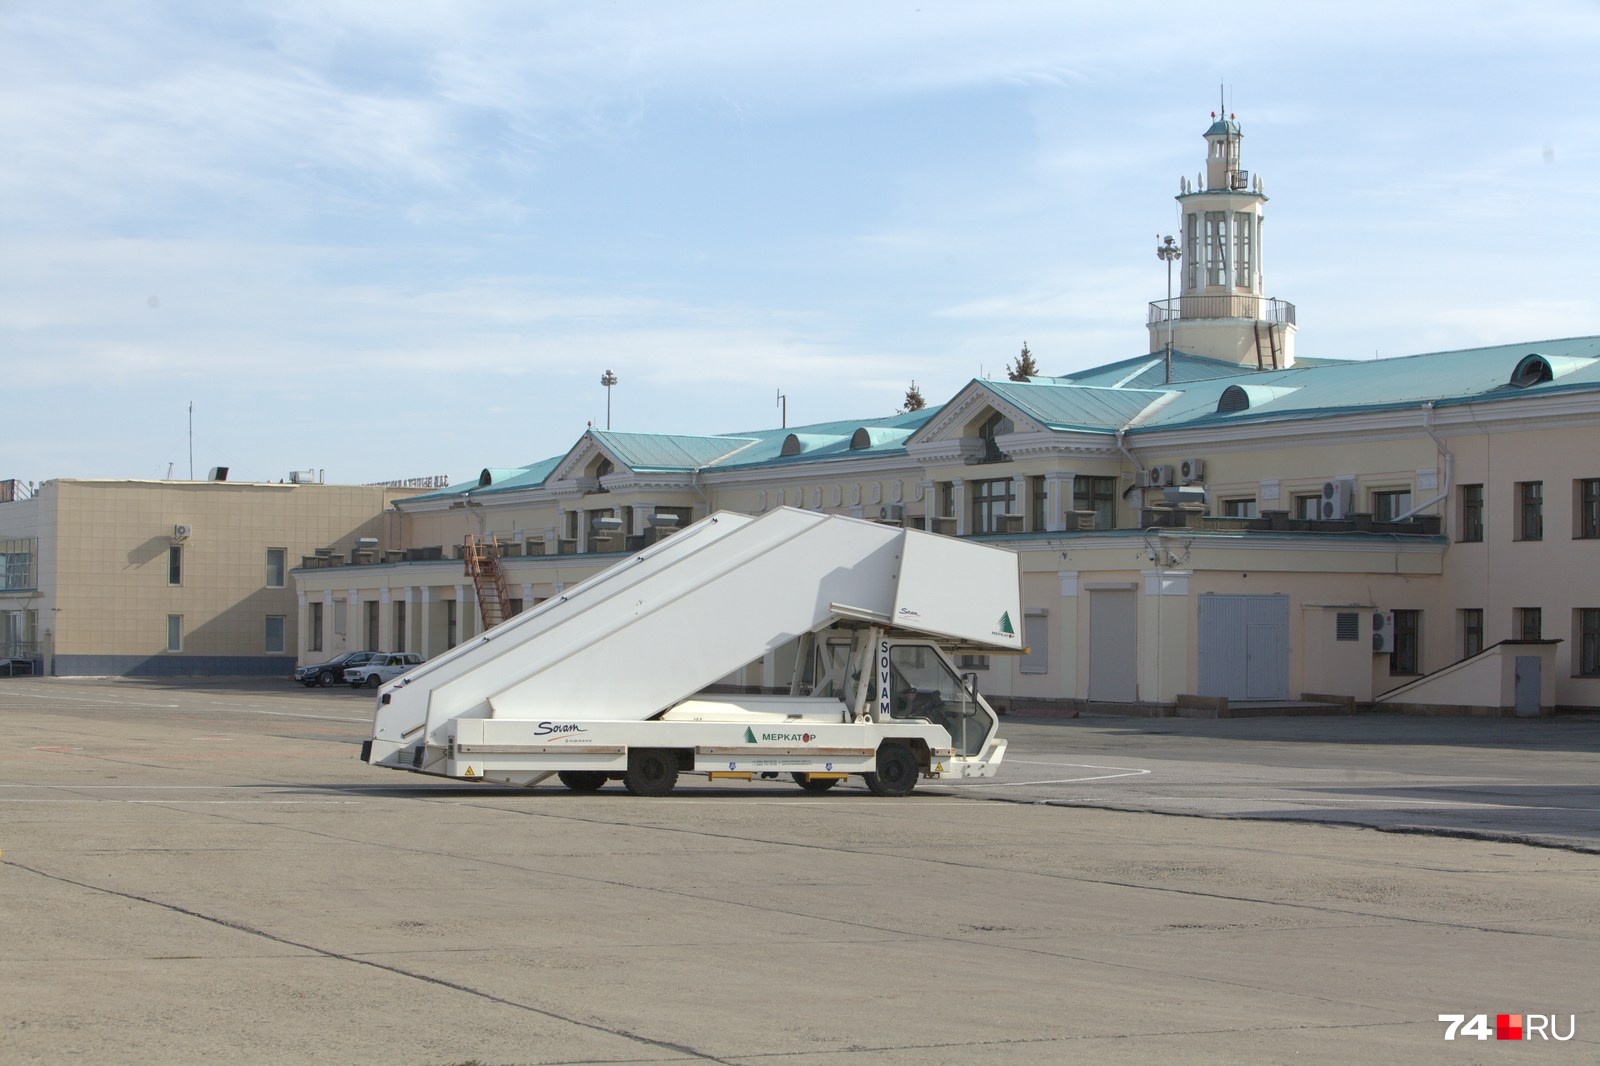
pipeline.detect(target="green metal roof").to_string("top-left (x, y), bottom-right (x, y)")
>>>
top-left (977, 379), bottom-right (1166, 431)
top-left (587, 431), bottom-right (758, 472)
top-left (1134, 335), bottom-right (1600, 432)
top-left (404, 335), bottom-right (1600, 505)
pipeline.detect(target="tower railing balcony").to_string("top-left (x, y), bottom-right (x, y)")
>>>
top-left (1148, 295), bottom-right (1295, 327)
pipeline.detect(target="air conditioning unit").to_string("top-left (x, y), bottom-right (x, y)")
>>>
top-left (1148, 465), bottom-right (1177, 488)
top-left (172, 523), bottom-right (193, 540)
top-left (879, 503), bottom-right (905, 523)
top-left (1179, 458), bottom-right (1206, 483)
top-left (289, 470), bottom-right (317, 484)
top-left (1320, 479), bottom-right (1354, 520)
top-left (1372, 610), bottom-right (1395, 653)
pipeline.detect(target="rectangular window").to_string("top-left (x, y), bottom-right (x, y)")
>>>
top-left (1372, 490), bottom-right (1411, 522)
top-left (365, 600), bottom-right (380, 652)
top-left (1461, 608), bottom-right (1484, 659)
top-left (0, 537), bottom-right (38, 590)
top-left (309, 601), bottom-right (324, 653)
top-left (265, 615), bottom-right (286, 654)
top-left (1516, 481), bottom-right (1543, 540)
top-left (957, 654), bottom-right (991, 670)
top-left (1294, 494), bottom-right (1321, 520)
top-left (1073, 476), bottom-right (1117, 530)
top-left (1029, 475), bottom-right (1046, 532)
top-left (970, 478), bottom-right (1015, 535)
top-left (1184, 212), bottom-right (1199, 289)
top-left (1390, 609), bottom-right (1421, 675)
top-left (1204, 211), bottom-right (1226, 286)
top-left (445, 599), bottom-right (458, 649)
top-left (1020, 612), bottom-right (1049, 675)
top-left (1516, 607), bottom-right (1542, 641)
top-left (1459, 484), bottom-right (1484, 542)
top-left (394, 601), bottom-right (406, 652)
top-left (508, 598), bottom-right (524, 617)
top-left (1233, 211), bottom-right (1252, 288)
top-left (1578, 609), bottom-right (1600, 676)
top-left (166, 614), bottom-right (183, 653)
top-left (167, 544), bottom-right (183, 586)
top-left (1222, 498), bottom-right (1257, 518)
top-left (1575, 479), bottom-right (1600, 539)
top-left (265, 547), bottom-right (287, 588)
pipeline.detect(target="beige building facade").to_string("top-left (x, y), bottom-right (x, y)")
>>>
top-left (0, 478), bottom-right (424, 676)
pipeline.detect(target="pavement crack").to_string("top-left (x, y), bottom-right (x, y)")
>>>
top-left (4, 859), bottom-right (734, 1064)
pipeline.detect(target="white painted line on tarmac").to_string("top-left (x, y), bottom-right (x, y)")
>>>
top-left (940, 761), bottom-right (1153, 788)
top-left (6, 691), bottom-right (179, 708)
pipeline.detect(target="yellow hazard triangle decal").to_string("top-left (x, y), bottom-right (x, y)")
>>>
top-left (463, 766), bottom-right (477, 778)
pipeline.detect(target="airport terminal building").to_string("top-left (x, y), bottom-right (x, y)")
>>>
top-left (6, 115), bottom-right (1598, 711)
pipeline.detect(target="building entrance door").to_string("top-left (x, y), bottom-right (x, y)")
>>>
top-left (1198, 594), bottom-right (1289, 701)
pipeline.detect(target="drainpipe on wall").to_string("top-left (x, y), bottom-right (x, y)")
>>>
top-left (1395, 401), bottom-right (1451, 523)
top-left (1116, 429), bottom-right (1147, 507)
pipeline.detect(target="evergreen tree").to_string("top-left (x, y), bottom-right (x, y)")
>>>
top-left (1008, 341), bottom-right (1039, 382)
top-left (902, 381), bottom-right (927, 412)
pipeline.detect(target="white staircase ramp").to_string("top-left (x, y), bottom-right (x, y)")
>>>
top-left (372, 508), bottom-right (1022, 756)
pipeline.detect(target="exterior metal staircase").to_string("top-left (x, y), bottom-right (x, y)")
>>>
top-left (463, 533), bottom-right (510, 630)
top-left (1253, 320), bottom-right (1282, 370)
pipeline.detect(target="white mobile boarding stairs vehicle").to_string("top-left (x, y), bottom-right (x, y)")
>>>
top-left (361, 507), bottom-right (1020, 796)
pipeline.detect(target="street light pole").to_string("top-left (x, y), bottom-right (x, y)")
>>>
top-left (1156, 235), bottom-right (1182, 385)
top-left (600, 369), bottom-right (618, 430)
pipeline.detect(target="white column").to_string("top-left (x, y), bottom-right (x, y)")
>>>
top-left (419, 587), bottom-right (433, 660)
top-left (1046, 472), bottom-right (1075, 531)
top-left (380, 589), bottom-right (392, 650)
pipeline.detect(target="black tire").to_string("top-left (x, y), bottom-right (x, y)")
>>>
top-left (863, 744), bottom-right (919, 797)
top-left (318, 670), bottom-right (335, 688)
top-left (791, 772), bottom-right (840, 793)
top-left (624, 749), bottom-right (678, 797)
top-left (558, 770), bottom-right (608, 792)
top-left (364, 674), bottom-right (382, 689)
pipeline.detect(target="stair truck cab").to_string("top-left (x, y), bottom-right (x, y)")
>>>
top-left (361, 507), bottom-right (1020, 796)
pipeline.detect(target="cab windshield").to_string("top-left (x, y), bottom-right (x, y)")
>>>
top-left (882, 643), bottom-right (991, 757)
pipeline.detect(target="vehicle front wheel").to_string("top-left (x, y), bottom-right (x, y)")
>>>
top-left (558, 770), bottom-right (609, 792)
top-left (318, 670), bottom-right (335, 687)
top-left (791, 772), bottom-right (840, 793)
top-left (623, 749), bottom-right (678, 797)
top-left (863, 744), bottom-right (919, 797)
top-left (364, 674), bottom-right (382, 689)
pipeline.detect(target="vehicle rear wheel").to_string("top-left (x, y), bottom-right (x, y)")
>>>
top-left (623, 749), bottom-right (678, 797)
top-left (863, 744), bottom-right (919, 797)
top-left (791, 772), bottom-right (840, 793)
top-left (364, 674), bottom-right (381, 689)
top-left (558, 770), bottom-right (608, 792)
top-left (318, 670), bottom-right (335, 687)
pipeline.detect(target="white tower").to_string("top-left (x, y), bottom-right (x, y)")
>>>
top-left (1148, 110), bottom-right (1296, 369)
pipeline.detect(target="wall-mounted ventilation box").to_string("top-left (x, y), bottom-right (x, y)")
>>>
top-left (172, 524), bottom-right (193, 540)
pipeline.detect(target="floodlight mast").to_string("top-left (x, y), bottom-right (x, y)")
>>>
top-left (600, 369), bottom-right (618, 430)
top-left (1156, 235), bottom-right (1182, 385)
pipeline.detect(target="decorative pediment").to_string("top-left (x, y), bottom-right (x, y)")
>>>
top-left (550, 431), bottom-right (620, 483)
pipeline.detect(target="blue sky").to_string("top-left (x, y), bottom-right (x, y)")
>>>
top-left (3, 2), bottom-right (1596, 487)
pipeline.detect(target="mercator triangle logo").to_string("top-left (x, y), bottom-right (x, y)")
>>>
top-left (744, 727), bottom-right (757, 743)
top-left (998, 611), bottom-right (1015, 635)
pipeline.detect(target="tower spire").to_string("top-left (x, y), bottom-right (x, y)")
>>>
top-left (1146, 105), bottom-right (1297, 370)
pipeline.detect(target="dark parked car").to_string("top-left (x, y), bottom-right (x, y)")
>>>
top-left (294, 651), bottom-right (378, 688)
